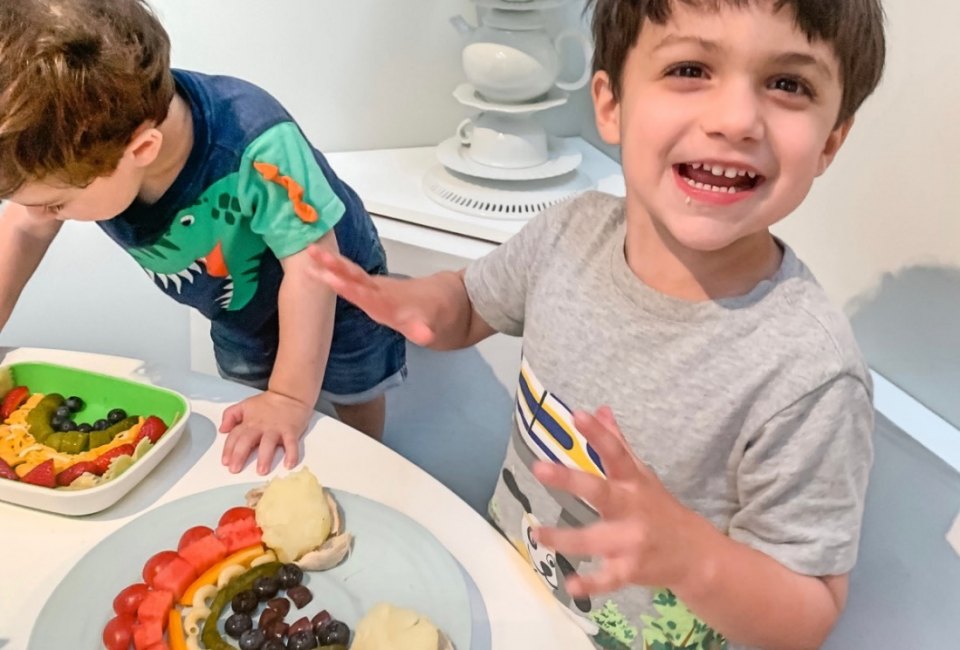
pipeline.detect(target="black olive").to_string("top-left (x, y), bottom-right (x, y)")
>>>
top-left (107, 408), bottom-right (127, 424)
top-left (262, 639), bottom-right (285, 650)
top-left (65, 396), bottom-right (85, 412)
top-left (224, 612), bottom-right (253, 639)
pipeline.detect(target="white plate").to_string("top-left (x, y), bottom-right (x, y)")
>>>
top-left (472, 0), bottom-right (571, 11)
top-left (437, 135), bottom-right (582, 181)
top-left (0, 362), bottom-right (190, 516)
top-left (29, 484), bottom-right (486, 649)
top-left (453, 83), bottom-right (569, 114)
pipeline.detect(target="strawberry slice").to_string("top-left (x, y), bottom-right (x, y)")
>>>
top-left (21, 459), bottom-right (56, 488)
top-left (0, 457), bottom-right (19, 481)
top-left (93, 443), bottom-right (136, 475)
top-left (134, 416), bottom-right (168, 446)
top-left (0, 386), bottom-right (29, 419)
top-left (56, 461), bottom-right (98, 486)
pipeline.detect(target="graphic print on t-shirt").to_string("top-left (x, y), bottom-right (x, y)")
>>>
top-left (494, 354), bottom-right (726, 649)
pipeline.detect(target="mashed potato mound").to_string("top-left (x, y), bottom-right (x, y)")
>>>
top-left (254, 466), bottom-right (332, 563)
top-left (351, 602), bottom-right (441, 650)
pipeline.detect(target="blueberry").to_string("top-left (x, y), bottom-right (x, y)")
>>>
top-left (238, 628), bottom-right (266, 650)
top-left (51, 415), bottom-right (65, 429)
top-left (65, 396), bottom-right (85, 412)
top-left (317, 619), bottom-right (350, 646)
top-left (224, 612), bottom-right (253, 639)
top-left (77, 423), bottom-right (93, 433)
top-left (107, 408), bottom-right (127, 424)
top-left (93, 419), bottom-right (111, 431)
top-left (252, 575), bottom-right (280, 600)
top-left (277, 563), bottom-right (303, 589)
top-left (57, 419), bottom-right (77, 432)
top-left (231, 589), bottom-right (258, 614)
top-left (287, 630), bottom-right (318, 650)
top-left (54, 405), bottom-right (72, 419)
top-left (262, 640), bottom-right (285, 650)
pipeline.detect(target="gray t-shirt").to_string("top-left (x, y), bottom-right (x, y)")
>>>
top-left (464, 192), bottom-right (874, 650)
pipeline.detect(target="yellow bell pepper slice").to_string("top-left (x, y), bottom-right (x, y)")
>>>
top-left (178, 544), bottom-right (264, 606)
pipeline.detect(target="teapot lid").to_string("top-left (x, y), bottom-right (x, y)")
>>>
top-left (483, 8), bottom-right (545, 30)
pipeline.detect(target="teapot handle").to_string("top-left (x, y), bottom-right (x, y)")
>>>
top-left (553, 30), bottom-right (594, 92)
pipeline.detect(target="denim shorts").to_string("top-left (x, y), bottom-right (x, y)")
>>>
top-left (212, 247), bottom-right (407, 406)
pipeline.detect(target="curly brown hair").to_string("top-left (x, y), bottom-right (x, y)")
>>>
top-left (0, 0), bottom-right (174, 196)
top-left (585, 0), bottom-right (886, 125)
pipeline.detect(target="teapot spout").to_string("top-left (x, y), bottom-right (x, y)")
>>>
top-left (449, 15), bottom-right (475, 36)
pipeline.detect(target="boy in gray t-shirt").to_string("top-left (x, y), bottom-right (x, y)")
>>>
top-left (310, 1), bottom-right (886, 647)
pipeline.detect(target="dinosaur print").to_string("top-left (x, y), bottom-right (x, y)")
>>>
top-left (127, 174), bottom-right (268, 312)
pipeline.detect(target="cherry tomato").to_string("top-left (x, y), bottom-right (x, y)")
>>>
top-left (102, 613), bottom-right (135, 650)
top-left (218, 506), bottom-right (255, 528)
top-left (112, 582), bottom-right (150, 616)
top-left (177, 525), bottom-right (215, 553)
top-left (142, 550), bottom-right (179, 589)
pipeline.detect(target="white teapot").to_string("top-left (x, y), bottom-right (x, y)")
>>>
top-left (451, 9), bottom-right (593, 104)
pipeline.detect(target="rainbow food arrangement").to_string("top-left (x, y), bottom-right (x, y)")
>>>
top-left (101, 468), bottom-right (454, 650)
top-left (0, 362), bottom-right (189, 514)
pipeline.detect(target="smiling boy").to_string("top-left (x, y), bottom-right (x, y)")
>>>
top-left (308, 0), bottom-right (886, 648)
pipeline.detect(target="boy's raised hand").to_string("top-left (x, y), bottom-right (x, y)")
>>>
top-left (219, 390), bottom-right (314, 474)
top-left (532, 406), bottom-right (717, 597)
top-left (308, 244), bottom-right (436, 346)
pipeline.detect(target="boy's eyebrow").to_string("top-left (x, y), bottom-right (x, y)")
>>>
top-left (651, 34), bottom-right (721, 54)
top-left (770, 52), bottom-right (834, 81)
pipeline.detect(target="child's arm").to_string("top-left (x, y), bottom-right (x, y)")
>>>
top-left (534, 407), bottom-right (851, 650)
top-left (219, 232), bottom-right (338, 474)
top-left (0, 202), bottom-right (62, 329)
top-left (307, 245), bottom-right (496, 351)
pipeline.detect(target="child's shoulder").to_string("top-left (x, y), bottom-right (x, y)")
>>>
top-left (764, 245), bottom-right (871, 388)
top-left (528, 190), bottom-right (625, 247)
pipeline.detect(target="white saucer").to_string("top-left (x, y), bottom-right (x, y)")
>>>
top-left (472, 0), bottom-right (570, 10)
top-left (453, 83), bottom-right (569, 114)
top-left (436, 135), bottom-right (582, 181)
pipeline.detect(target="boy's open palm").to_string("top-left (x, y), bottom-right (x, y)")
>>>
top-left (532, 406), bottom-right (715, 597)
top-left (308, 245), bottom-right (435, 346)
top-left (219, 390), bottom-right (313, 475)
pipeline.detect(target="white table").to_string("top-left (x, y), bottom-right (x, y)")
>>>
top-left (0, 347), bottom-right (592, 650)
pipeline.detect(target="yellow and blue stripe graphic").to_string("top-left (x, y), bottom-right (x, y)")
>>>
top-left (514, 356), bottom-right (605, 477)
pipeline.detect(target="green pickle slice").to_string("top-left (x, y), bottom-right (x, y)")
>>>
top-left (202, 562), bottom-right (282, 650)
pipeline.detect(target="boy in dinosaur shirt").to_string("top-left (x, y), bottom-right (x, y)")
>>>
top-left (0, 0), bottom-right (405, 474)
top-left (308, 0), bottom-right (886, 647)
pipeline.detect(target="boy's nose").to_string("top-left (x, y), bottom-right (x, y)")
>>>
top-left (700, 79), bottom-right (765, 143)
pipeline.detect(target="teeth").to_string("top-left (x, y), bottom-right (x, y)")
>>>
top-left (156, 273), bottom-right (169, 289)
top-left (189, 262), bottom-right (203, 273)
top-left (710, 166), bottom-right (725, 177)
top-left (145, 269), bottom-right (156, 281)
top-left (691, 163), bottom-right (757, 178)
top-left (723, 168), bottom-right (738, 178)
top-left (684, 177), bottom-right (743, 194)
top-left (748, 171), bottom-right (757, 178)
top-left (178, 269), bottom-right (195, 283)
top-left (691, 162), bottom-right (703, 170)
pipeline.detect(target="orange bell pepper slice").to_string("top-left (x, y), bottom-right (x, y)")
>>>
top-left (168, 607), bottom-right (186, 650)
top-left (178, 544), bottom-right (265, 606)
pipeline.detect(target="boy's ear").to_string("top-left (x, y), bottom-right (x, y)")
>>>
top-left (126, 125), bottom-right (163, 169)
top-left (592, 70), bottom-right (621, 146)
top-left (817, 117), bottom-right (855, 176)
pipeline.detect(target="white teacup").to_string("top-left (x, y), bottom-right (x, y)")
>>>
top-left (457, 113), bottom-right (548, 169)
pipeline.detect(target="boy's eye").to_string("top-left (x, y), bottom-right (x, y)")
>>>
top-left (666, 63), bottom-right (706, 79)
top-left (770, 76), bottom-right (814, 98)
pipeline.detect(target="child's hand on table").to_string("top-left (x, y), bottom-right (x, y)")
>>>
top-left (532, 406), bottom-right (715, 597)
top-left (219, 390), bottom-right (313, 474)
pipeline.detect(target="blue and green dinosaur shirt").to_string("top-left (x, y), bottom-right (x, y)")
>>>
top-left (98, 70), bottom-right (383, 374)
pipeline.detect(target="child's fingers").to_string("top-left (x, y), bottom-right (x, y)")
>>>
top-left (533, 521), bottom-right (626, 558)
top-left (226, 427), bottom-right (260, 473)
top-left (256, 430), bottom-right (281, 475)
top-left (219, 403), bottom-right (243, 433)
top-left (280, 432), bottom-right (300, 469)
top-left (564, 566), bottom-right (628, 598)
top-left (573, 410), bottom-right (644, 482)
top-left (532, 460), bottom-right (610, 510)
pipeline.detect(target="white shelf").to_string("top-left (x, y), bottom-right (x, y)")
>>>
top-left (327, 137), bottom-right (624, 259)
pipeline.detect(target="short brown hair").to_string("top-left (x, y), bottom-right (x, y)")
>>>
top-left (0, 0), bottom-right (174, 196)
top-left (585, 0), bottom-right (886, 125)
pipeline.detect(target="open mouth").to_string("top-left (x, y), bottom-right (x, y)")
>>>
top-left (676, 162), bottom-right (765, 195)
